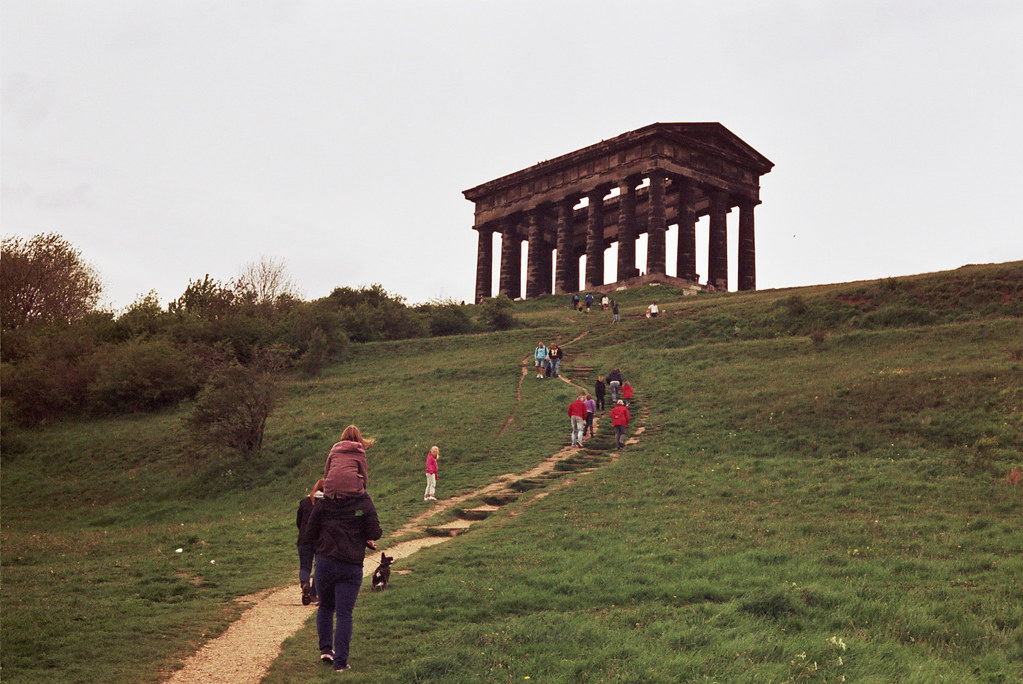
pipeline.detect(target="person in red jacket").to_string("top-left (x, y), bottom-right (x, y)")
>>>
top-left (622, 382), bottom-right (633, 407)
top-left (610, 400), bottom-right (630, 449)
top-left (567, 395), bottom-right (588, 447)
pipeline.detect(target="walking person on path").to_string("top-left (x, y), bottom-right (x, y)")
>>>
top-left (296, 479), bottom-right (325, 605)
top-left (534, 342), bottom-right (549, 379)
top-left (606, 368), bottom-right (623, 403)
top-left (585, 293), bottom-right (594, 312)
top-left (568, 394), bottom-right (588, 447)
top-left (622, 381), bottom-right (633, 407)
top-left (424, 446), bottom-right (440, 501)
top-left (594, 376), bottom-right (606, 411)
top-left (611, 298), bottom-right (620, 323)
top-left (610, 400), bottom-right (631, 449)
top-left (550, 344), bottom-right (564, 378)
top-left (584, 393), bottom-right (597, 438)
top-left (300, 483), bottom-right (382, 672)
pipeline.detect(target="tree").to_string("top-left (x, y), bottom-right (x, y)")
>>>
top-left (186, 360), bottom-right (281, 457)
top-left (0, 233), bottom-right (103, 331)
top-left (232, 256), bottom-right (300, 313)
top-left (168, 275), bottom-right (235, 321)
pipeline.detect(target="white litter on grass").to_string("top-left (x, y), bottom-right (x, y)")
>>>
top-left (176, 548), bottom-right (183, 553)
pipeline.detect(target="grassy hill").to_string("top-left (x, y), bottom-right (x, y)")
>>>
top-left (2, 262), bottom-right (1021, 683)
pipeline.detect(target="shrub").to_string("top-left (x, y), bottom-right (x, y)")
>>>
top-left (477, 295), bottom-right (516, 330)
top-left (425, 303), bottom-right (473, 337)
top-left (186, 362), bottom-right (281, 456)
top-left (88, 339), bottom-right (200, 413)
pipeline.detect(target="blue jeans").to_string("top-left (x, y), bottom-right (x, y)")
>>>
top-left (571, 416), bottom-right (586, 445)
top-left (609, 381), bottom-right (620, 403)
top-left (315, 556), bottom-right (364, 665)
top-left (553, 359), bottom-right (561, 377)
top-left (298, 543), bottom-right (316, 591)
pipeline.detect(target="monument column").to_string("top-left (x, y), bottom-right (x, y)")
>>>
top-left (585, 186), bottom-right (609, 289)
top-left (498, 216), bottom-right (522, 299)
top-left (738, 200), bottom-right (756, 291)
top-left (674, 176), bottom-right (697, 281)
top-left (646, 170), bottom-right (667, 275)
top-left (474, 224), bottom-right (493, 303)
top-left (708, 190), bottom-right (730, 290)
top-left (526, 208), bottom-right (547, 299)
top-left (616, 175), bottom-right (640, 281)
top-left (554, 197), bottom-right (576, 293)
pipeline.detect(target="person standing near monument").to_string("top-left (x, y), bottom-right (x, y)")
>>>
top-left (611, 298), bottom-right (620, 323)
top-left (571, 293), bottom-right (580, 310)
top-left (585, 293), bottom-right (594, 312)
top-left (567, 394), bottom-right (588, 447)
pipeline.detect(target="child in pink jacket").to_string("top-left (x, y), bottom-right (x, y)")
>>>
top-left (424, 446), bottom-right (440, 501)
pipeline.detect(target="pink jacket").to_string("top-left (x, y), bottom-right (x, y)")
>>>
top-left (323, 440), bottom-right (368, 498)
top-left (425, 452), bottom-right (438, 476)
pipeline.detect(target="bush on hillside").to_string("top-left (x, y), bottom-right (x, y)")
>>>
top-left (423, 301), bottom-right (474, 337)
top-left (477, 295), bottom-right (516, 330)
top-left (186, 361), bottom-right (281, 457)
top-left (88, 339), bottom-right (201, 413)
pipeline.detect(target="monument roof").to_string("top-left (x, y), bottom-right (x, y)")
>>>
top-left (463, 122), bottom-right (774, 201)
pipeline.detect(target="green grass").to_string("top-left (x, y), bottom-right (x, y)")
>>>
top-left (3, 262), bottom-right (1023, 682)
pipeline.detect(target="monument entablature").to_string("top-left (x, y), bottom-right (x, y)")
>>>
top-left (464, 122), bottom-right (772, 301)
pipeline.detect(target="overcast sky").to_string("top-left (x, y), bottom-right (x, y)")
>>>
top-left (3, 1), bottom-right (1022, 311)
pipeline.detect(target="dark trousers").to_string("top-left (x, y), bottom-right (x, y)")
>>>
top-left (298, 542), bottom-right (316, 592)
top-left (315, 556), bottom-right (364, 665)
top-left (596, 394), bottom-right (605, 410)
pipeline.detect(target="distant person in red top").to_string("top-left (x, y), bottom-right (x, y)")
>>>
top-left (622, 382), bottom-right (633, 407)
top-left (424, 446), bottom-right (440, 501)
top-left (567, 395), bottom-right (588, 447)
top-left (610, 400), bottom-right (630, 449)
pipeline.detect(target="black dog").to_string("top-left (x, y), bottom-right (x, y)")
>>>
top-left (371, 553), bottom-right (393, 591)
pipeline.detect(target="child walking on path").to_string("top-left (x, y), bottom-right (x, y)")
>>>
top-left (424, 446), bottom-right (440, 501)
top-left (622, 382), bottom-right (633, 407)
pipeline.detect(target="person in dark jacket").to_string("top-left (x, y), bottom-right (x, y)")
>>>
top-left (594, 376), bottom-right (606, 411)
top-left (296, 479), bottom-right (325, 605)
top-left (300, 491), bottom-right (382, 672)
top-left (606, 368), bottom-right (624, 403)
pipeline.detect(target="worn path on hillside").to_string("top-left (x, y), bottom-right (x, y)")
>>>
top-left (163, 328), bottom-right (644, 684)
